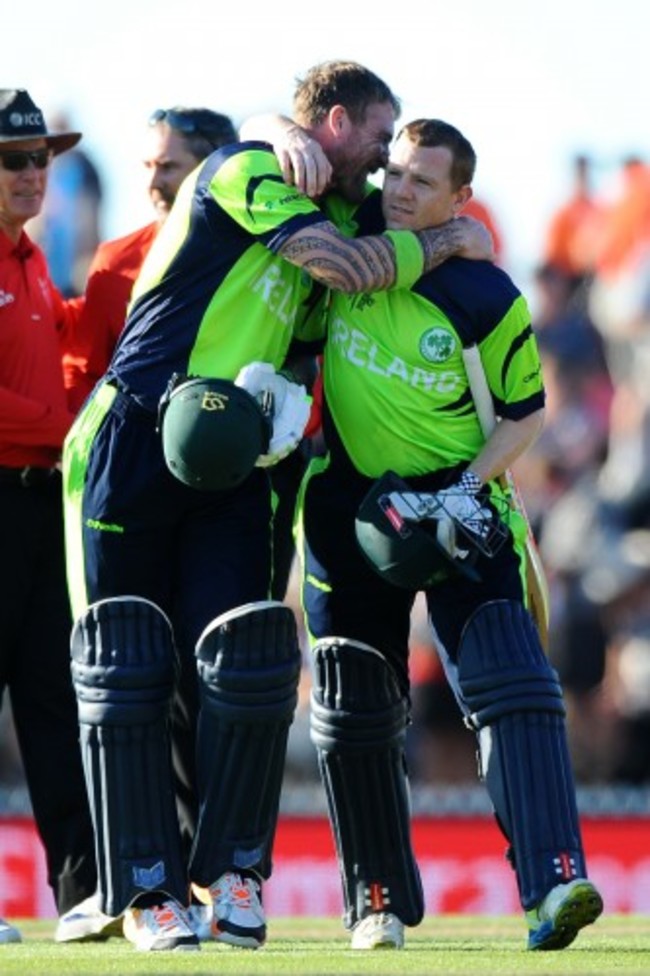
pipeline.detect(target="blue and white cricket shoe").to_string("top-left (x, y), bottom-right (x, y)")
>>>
top-left (526, 878), bottom-right (603, 950)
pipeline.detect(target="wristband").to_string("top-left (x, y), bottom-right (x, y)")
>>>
top-left (383, 230), bottom-right (425, 289)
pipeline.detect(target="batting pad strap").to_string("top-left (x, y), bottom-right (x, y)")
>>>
top-left (190, 601), bottom-right (301, 884)
top-left (457, 601), bottom-right (564, 728)
top-left (310, 639), bottom-right (424, 928)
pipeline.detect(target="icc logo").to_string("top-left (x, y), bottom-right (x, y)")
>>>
top-left (9, 111), bottom-right (43, 127)
top-left (201, 391), bottom-right (229, 411)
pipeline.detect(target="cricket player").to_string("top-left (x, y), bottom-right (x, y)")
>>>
top-left (297, 118), bottom-right (603, 950)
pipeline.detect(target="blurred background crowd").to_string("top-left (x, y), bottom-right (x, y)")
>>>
top-left (409, 151), bottom-right (650, 790)
top-left (3, 114), bottom-right (650, 798)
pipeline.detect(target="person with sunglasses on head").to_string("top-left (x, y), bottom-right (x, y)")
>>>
top-left (63, 106), bottom-right (237, 412)
top-left (62, 61), bottom-right (494, 953)
top-left (0, 88), bottom-right (118, 946)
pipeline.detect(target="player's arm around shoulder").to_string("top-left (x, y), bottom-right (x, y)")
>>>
top-left (239, 113), bottom-right (333, 200)
top-left (277, 210), bottom-right (497, 295)
top-left (238, 118), bottom-right (494, 295)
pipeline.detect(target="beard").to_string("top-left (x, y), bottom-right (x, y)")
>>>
top-left (331, 168), bottom-right (370, 204)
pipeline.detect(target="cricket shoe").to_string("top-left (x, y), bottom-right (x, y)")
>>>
top-left (123, 898), bottom-right (200, 951)
top-left (54, 893), bottom-right (122, 943)
top-left (0, 917), bottom-right (21, 944)
top-left (351, 912), bottom-right (405, 949)
top-left (209, 871), bottom-right (266, 949)
top-left (527, 878), bottom-right (603, 950)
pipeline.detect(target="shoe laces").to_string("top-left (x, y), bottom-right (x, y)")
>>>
top-left (142, 899), bottom-right (190, 934)
top-left (360, 912), bottom-right (395, 932)
top-left (213, 873), bottom-right (259, 910)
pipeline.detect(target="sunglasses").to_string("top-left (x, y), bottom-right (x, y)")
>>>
top-left (148, 108), bottom-right (234, 149)
top-left (0, 149), bottom-right (52, 172)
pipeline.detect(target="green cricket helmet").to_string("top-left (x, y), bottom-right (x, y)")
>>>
top-left (158, 374), bottom-right (271, 491)
top-left (355, 470), bottom-right (482, 589)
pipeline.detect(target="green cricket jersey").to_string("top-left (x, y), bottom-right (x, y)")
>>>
top-left (324, 194), bottom-right (545, 478)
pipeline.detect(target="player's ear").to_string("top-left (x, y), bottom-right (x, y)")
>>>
top-left (328, 104), bottom-right (349, 137)
top-left (453, 185), bottom-right (473, 216)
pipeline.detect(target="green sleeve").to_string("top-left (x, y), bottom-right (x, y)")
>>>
top-left (383, 230), bottom-right (424, 289)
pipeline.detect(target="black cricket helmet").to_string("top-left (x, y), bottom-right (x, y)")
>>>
top-left (355, 470), bottom-right (499, 589)
top-left (158, 374), bottom-right (271, 491)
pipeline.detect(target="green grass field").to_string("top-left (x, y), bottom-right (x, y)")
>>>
top-left (1, 915), bottom-right (648, 975)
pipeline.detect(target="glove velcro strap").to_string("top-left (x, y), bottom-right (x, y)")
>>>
top-left (458, 469), bottom-right (482, 494)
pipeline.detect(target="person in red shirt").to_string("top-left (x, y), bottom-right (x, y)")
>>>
top-left (63, 107), bottom-right (237, 411)
top-left (0, 88), bottom-right (117, 946)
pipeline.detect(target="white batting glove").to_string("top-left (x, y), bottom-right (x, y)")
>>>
top-left (234, 361), bottom-right (311, 467)
top-left (234, 361), bottom-right (276, 399)
top-left (388, 471), bottom-right (492, 544)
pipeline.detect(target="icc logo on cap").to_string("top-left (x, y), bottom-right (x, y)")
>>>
top-left (9, 111), bottom-right (43, 127)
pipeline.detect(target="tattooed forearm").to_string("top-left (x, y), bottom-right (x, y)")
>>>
top-left (362, 235), bottom-right (396, 282)
top-left (416, 221), bottom-right (465, 271)
top-left (280, 222), bottom-right (398, 292)
top-left (416, 215), bottom-right (494, 269)
top-left (296, 253), bottom-right (360, 292)
top-left (278, 215), bottom-right (492, 292)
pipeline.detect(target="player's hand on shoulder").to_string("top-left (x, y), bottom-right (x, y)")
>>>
top-left (454, 215), bottom-right (496, 262)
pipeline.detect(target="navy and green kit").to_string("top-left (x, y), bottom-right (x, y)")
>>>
top-left (64, 150), bottom-right (427, 621)
top-left (64, 141), bottom-right (329, 618)
top-left (62, 142), bottom-right (334, 847)
top-left (299, 194), bottom-right (591, 915)
top-left (106, 141), bottom-right (329, 414)
top-left (301, 190), bottom-right (545, 679)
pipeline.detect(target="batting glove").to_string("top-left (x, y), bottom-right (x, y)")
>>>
top-left (234, 361), bottom-right (311, 467)
top-left (388, 471), bottom-right (493, 543)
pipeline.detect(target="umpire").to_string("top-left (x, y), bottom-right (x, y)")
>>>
top-left (0, 89), bottom-right (114, 944)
